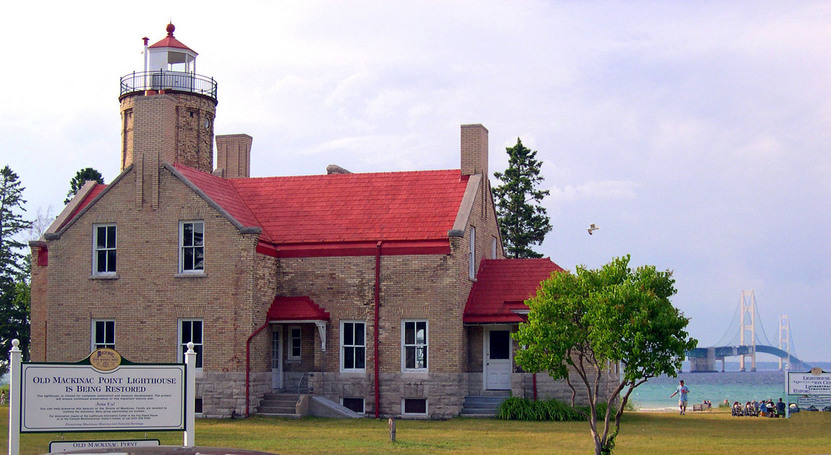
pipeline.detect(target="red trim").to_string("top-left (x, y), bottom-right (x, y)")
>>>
top-left (255, 240), bottom-right (449, 259)
top-left (463, 314), bottom-right (525, 324)
top-left (267, 296), bottom-right (330, 321)
top-left (37, 246), bottom-right (48, 267)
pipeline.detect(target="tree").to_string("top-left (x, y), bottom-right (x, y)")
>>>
top-left (0, 165), bottom-right (32, 372)
top-left (64, 167), bottom-right (104, 204)
top-left (492, 138), bottom-right (552, 258)
top-left (513, 255), bottom-right (697, 455)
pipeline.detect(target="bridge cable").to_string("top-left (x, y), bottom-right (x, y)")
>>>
top-left (713, 300), bottom-right (741, 347)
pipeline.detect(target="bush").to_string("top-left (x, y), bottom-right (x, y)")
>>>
top-left (497, 397), bottom-right (620, 421)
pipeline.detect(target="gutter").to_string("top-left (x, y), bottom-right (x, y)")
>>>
top-left (245, 321), bottom-right (272, 417)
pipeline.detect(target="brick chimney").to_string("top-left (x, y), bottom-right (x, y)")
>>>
top-left (461, 124), bottom-right (488, 176)
top-left (216, 134), bottom-right (253, 178)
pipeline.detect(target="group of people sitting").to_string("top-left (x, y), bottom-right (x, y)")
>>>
top-left (731, 398), bottom-right (786, 417)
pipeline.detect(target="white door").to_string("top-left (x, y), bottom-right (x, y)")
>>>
top-left (272, 327), bottom-right (283, 389)
top-left (485, 327), bottom-right (512, 390)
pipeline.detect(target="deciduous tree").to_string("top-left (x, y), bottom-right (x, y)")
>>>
top-left (492, 138), bottom-right (552, 258)
top-left (513, 255), bottom-right (697, 455)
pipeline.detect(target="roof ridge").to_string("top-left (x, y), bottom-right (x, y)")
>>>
top-left (231, 168), bottom-right (461, 181)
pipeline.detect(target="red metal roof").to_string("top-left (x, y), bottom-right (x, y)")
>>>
top-left (149, 23), bottom-right (196, 54)
top-left (56, 184), bottom-right (107, 231)
top-left (174, 164), bottom-right (469, 251)
top-left (267, 296), bottom-right (330, 321)
top-left (463, 258), bottom-right (565, 324)
top-left (173, 164), bottom-right (270, 241)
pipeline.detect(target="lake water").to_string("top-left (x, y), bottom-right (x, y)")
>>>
top-left (632, 370), bottom-right (791, 411)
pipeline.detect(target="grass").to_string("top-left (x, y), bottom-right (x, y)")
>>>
top-left (2, 406), bottom-right (831, 454)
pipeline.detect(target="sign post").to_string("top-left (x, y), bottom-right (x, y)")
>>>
top-left (9, 339), bottom-right (21, 455)
top-left (184, 342), bottom-right (196, 448)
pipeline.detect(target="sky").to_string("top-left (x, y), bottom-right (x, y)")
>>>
top-left (1, 1), bottom-right (829, 362)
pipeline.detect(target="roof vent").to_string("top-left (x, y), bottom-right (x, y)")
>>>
top-left (326, 164), bottom-right (351, 175)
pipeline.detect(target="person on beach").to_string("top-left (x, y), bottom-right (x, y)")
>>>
top-left (670, 380), bottom-right (690, 415)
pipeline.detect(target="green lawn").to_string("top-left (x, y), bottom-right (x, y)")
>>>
top-left (2, 407), bottom-right (830, 454)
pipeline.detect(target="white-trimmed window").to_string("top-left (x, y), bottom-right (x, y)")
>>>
top-left (179, 221), bottom-right (204, 273)
top-left (179, 319), bottom-right (203, 369)
top-left (342, 397), bottom-right (365, 414)
top-left (288, 326), bottom-right (302, 361)
top-left (469, 226), bottom-right (476, 279)
top-left (341, 321), bottom-right (366, 371)
top-left (93, 224), bottom-right (117, 275)
top-left (402, 398), bottom-right (427, 416)
top-left (92, 319), bottom-right (115, 350)
top-left (491, 236), bottom-right (498, 259)
top-left (402, 320), bottom-right (428, 371)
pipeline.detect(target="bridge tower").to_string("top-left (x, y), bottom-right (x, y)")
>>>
top-left (739, 290), bottom-right (757, 372)
top-left (778, 315), bottom-right (790, 370)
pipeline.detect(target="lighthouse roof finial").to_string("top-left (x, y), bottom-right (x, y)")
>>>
top-left (166, 23), bottom-right (175, 36)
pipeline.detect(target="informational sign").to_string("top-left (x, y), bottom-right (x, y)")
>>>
top-left (49, 439), bottom-right (160, 453)
top-left (788, 370), bottom-right (831, 396)
top-left (20, 349), bottom-right (186, 433)
top-left (796, 396), bottom-right (831, 410)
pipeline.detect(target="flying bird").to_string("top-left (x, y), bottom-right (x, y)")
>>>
top-left (588, 224), bottom-right (599, 235)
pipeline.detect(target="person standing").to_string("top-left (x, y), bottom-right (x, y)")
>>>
top-left (670, 380), bottom-right (690, 415)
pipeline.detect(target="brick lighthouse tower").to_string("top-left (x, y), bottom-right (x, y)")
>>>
top-left (118, 24), bottom-right (218, 208)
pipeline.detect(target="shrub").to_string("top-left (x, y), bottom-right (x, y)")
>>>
top-left (498, 397), bottom-right (620, 421)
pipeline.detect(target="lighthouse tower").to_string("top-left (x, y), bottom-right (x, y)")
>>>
top-left (118, 24), bottom-right (218, 208)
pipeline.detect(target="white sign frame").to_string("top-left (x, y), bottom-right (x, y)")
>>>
top-left (788, 371), bottom-right (831, 396)
top-left (8, 341), bottom-right (197, 455)
top-left (20, 363), bottom-right (186, 432)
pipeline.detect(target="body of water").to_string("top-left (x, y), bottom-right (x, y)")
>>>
top-left (632, 370), bottom-right (791, 411)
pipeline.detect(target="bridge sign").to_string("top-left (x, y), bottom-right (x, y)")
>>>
top-left (788, 369), bottom-right (831, 396)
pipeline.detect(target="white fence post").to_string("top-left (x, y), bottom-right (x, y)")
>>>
top-left (8, 339), bottom-right (21, 455)
top-left (183, 342), bottom-right (196, 448)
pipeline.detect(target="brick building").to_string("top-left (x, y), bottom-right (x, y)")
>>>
top-left (29, 24), bottom-right (618, 419)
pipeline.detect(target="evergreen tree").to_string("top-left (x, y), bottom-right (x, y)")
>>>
top-left (64, 167), bottom-right (104, 204)
top-left (492, 138), bottom-right (552, 258)
top-left (0, 165), bottom-right (32, 372)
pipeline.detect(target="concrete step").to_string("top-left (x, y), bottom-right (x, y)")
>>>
top-left (460, 394), bottom-right (509, 417)
top-left (258, 393), bottom-right (300, 417)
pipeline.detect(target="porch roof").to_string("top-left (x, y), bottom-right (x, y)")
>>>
top-left (267, 296), bottom-right (330, 321)
top-left (463, 258), bottom-right (564, 324)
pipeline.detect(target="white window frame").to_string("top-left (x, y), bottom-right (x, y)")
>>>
top-left (179, 221), bottom-right (205, 274)
top-left (401, 398), bottom-right (428, 416)
top-left (340, 320), bottom-right (366, 372)
top-left (402, 320), bottom-right (428, 372)
top-left (491, 236), bottom-right (498, 259)
top-left (288, 325), bottom-right (302, 361)
top-left (92, 224), bottom-right (117, 276)
top-left (469, 226), bottom-right (476, 279)
top-left (91, 319), bottom-right (115, 351)
top-left (179, 319), bottom-right (203, 369)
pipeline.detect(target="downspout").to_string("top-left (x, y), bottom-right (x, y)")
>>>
top-left (245, 320), bottom-right (271, 417)
top-left (374, 241), bottom-right (382, 419)
top-left (533, 373), bottom-right (537, 401)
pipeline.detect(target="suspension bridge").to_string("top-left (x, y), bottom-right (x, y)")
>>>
top-left (687, 290), bottom-right (811, 372)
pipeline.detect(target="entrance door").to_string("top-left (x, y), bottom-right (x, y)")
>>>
top-left (272, 327), bottom-right (283, 389)
top-left (485, 327), bottom-right (511, 390)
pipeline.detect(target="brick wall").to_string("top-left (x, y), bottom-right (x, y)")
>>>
top-left (36, 166), bottom-right (260, 416)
